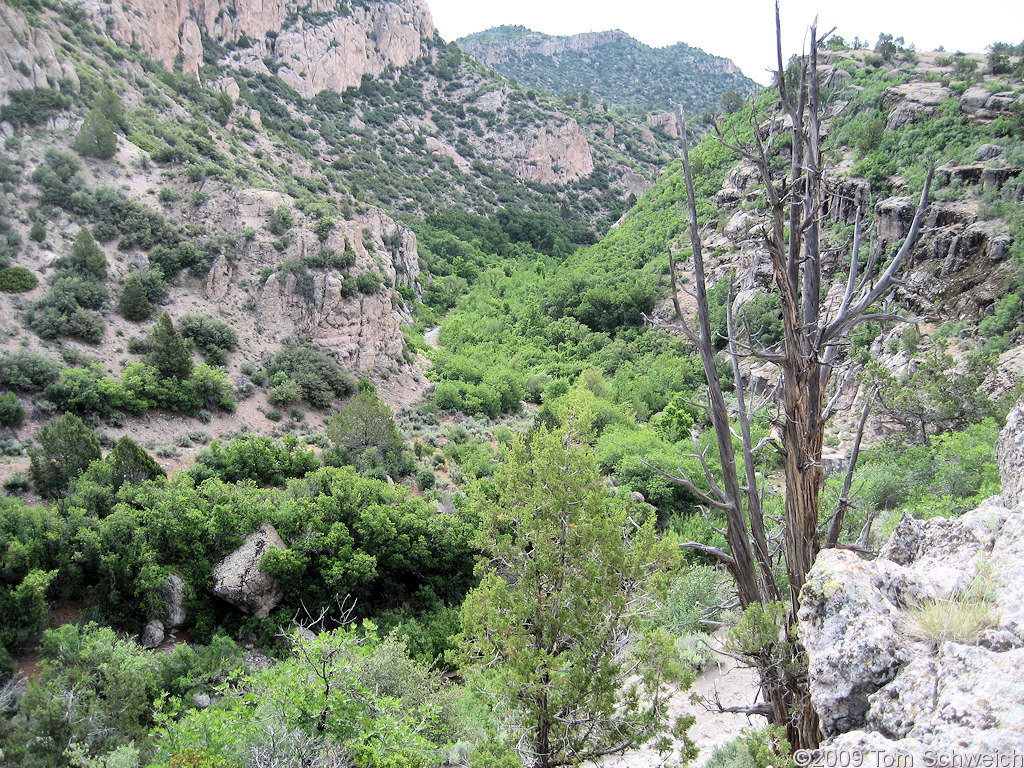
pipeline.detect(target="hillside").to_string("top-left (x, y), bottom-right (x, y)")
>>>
top-left (457, 25), bottom-right (757, 115)
top-left (0, 0), bottom-right (693, 459)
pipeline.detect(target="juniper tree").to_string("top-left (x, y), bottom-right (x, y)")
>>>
top-left (147, 312), bottom-right (193, 379)
top-left (29, 412), bottom-right (102, 498)
top-left (456, 421), bottom-right (686, 768)
top-left (68, 228), bottom-right (108, 280)
top-left (118, 274), bottom-right (153, 321)
top-left (73, 108), bottom-right (118, 160)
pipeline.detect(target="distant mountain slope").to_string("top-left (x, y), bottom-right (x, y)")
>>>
top-left (457, 26), bottom-right (757, 114)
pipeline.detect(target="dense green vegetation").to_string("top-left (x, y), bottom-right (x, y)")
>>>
top-left (0, 1), bottom-right (1022, 763)
top-left (458, 26), bottom-right (756, 115)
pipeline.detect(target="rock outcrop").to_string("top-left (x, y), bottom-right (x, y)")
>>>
top-left (247, 200), bottom-right (419, 374)
top-left (0, 3), bottom-right (79, 101)
top-left (80, 0), bottom-right (433, 95)
top-left (798, 399), bottom-right (1024, 753)
top-left (516, 119), bottom-right (594, 185)
top-left (211, 523), bottom-right (286, 619)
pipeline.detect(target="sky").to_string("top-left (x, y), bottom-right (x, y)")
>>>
top-left (427, 0), bottom-right (1024, 85)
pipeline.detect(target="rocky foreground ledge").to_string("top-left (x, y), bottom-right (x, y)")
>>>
top-left (798, 401), bottom-right (1024, 756)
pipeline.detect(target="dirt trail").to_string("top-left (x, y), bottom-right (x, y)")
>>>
top-left (591, 653), bottom-right (761, 768)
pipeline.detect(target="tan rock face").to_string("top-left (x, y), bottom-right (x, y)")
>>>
top-left (646, 111), bottom-right (679, 139)
top-left (517, 119), bottom-right (594, 185)
top-left (0, 4), bottom-right (79, 101)
top-left (81, 0), bottom-right (433, 93)
top-left (230, 192), bottom-right (420, 374)
top-left (275, 1), bottom-right (433, 98)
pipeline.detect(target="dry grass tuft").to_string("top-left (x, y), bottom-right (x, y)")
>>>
top-left (902, 569), bottom-right (1000, 645)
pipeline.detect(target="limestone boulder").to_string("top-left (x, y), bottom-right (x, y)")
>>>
top-left (211, 523), bottom-right (286, 619)
top-left (998, 397), bottom-right (1024, 510)
top-left (798, 549), bottom-right (912, 737)
top-left (158, 572), bottom-right (188, 629)
top-left (140, 620), bottom-right (165, 649)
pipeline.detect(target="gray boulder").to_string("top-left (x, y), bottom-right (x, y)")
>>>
top-left (800, 408), bottom-right (1024, 753)
top-left (977, 143), bottom-right (1005, 161)
top-left (798, 549), bottom-right (912, 737)
top-left (158, 572), bottom-right (188, 629)
top-left (866, 643), bottom-right (1024, 749)
top-left (997, 397), bottom-right (1024, 510)
top-left (211, 523), bottom-right (286, 619)
top-left (140, 620), bottom-right (164, 649)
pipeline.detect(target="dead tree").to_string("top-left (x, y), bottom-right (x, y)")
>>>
top-left (656, 4), bottom-right (934, 750)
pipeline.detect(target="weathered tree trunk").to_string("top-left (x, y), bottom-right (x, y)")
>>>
top-left (660, 2), bottom-right (933, 752)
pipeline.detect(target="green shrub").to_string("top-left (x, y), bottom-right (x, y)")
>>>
top-left (267, 204), bottom-right (294, 236)
top-left (664, 564), bottom-right (729, 635)
top-left (268, 376), bottom-right (303, 406)
top-left (28, 221), bottom-right (45, 243)
top-left (178, 314), bottom-right (237, 365)
top-left (0, 87), bottom-right (68, 126)
top-left (356, 271), bottom-right (384, 294)
top-left (0, 266), bottom-right (38, 292)
top-left (2, 471), bottom-right (30, 494)
top-left (416, 466), bottom-right (436, 490)
top-left (0, 393), bottom-right (25, 428)
top-left (264, 343), bottom-right (357, 408)
top-left (0, 351), bottom-right (61, 392)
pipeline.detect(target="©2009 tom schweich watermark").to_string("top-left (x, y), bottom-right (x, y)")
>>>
top-left (792, 748), bottom-right (1024, 768)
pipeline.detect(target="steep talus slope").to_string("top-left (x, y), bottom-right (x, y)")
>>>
top-left (457, 25), bottom-right (756, 115)
top-left (798, 397), bottom-right (1024, 755)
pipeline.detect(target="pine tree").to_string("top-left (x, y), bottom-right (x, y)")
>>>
top-left (147, 312), bottom-right (193, 379)
top-left (69, 228), bottom-right (108, 280)
top-left (73, 108), bottom-right (118, 160)
top-left (29, 412), bottom-right (102, 498)
top-left (118, 274), bottom-right (153, 321)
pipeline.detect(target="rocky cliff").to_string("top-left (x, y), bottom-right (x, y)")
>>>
top-left (79, 0), bottom-right (434, 97)
top-left (0, 3), bottom-right (79, 100)
top-left (77, 0), bottom-right (430, 95)
top-left (798, 398), bottom-right (1024, 756)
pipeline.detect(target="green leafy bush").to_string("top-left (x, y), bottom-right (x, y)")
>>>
top-left (0, 393), bottom-right (25, 428)
top-left (188, 435), bottom-right (319, 486)
top-left (267, 204), bottom-right (294, 236)
top-left (0, 351), bottom-right (61, 392)
top-left (0, 87), bottom-right (68, 126)
top-left (264, 343), bottom-right (357, 408)
top-left (177, 314), bottom-right (238, 365)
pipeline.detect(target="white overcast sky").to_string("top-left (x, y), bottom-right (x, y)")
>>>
top-left (428, 0), bottom-right (1024, 85)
